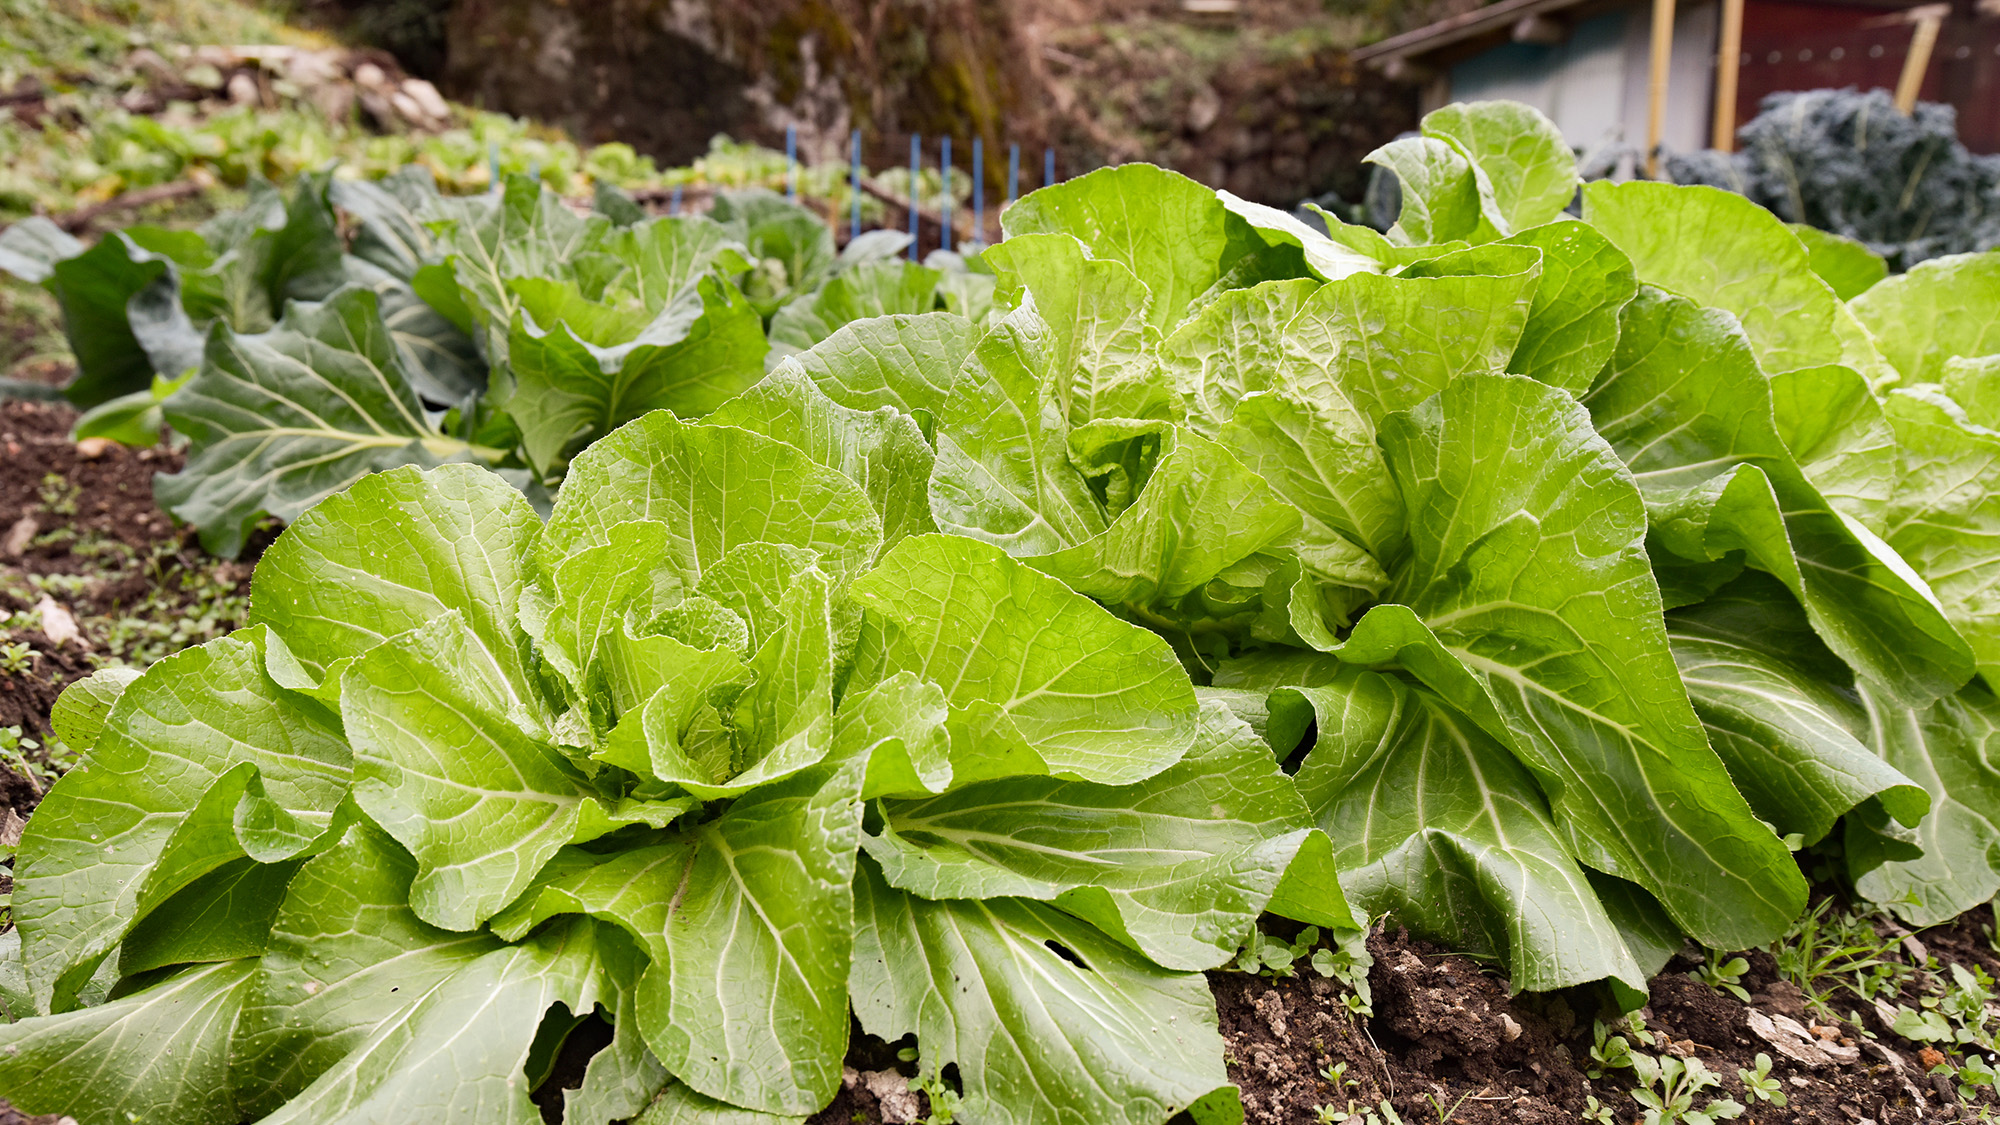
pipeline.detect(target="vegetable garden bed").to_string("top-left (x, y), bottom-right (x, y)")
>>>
top-left (2, 98), bottom-right (2000, 1125)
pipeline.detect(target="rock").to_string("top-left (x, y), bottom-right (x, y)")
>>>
top-left (75, 436), bottom-right (114, 459)
top-left (0, 808), bottom-right (23, 849)
top-left (859, 1069), bottom-right (921, 1124)
top-left (1746, 1008), bottom-right (1845, 1067)
top-left (2, 515), bottom-right (36, 557)
top-left (353, 62), bottom-right (389, 89)
top-left (226, 71), bottom-right (260, 106)
top-left (37, 596), bottom-right (80, 646)
top-left (403, 78), bottom-right (451, 121)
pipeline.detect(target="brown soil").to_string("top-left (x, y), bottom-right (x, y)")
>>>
top-left (0, 398), bottom-right (262, 807)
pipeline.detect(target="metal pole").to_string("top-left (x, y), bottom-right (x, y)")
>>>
top-left (1712, 0), bottom-right (1745, 151)
top-left (1045, 146), bottom-right (1056, 187)
top-left (940, 137), bottom-right (953, 252)
top-left (786, 125), bottom-right (798, 200)
top-left (1896, 11), bottom-right (1944, 113)
top-left (1644, 0), bottom-right (1677, 178)
top-left (909, 133), bottom-right (921, 260)
top-left (850, 129), bottom-right (863, 240)
top-left (973, 138), bottom-right (984, 247)
top-left (1008, 143), bottom-right (1020, 209)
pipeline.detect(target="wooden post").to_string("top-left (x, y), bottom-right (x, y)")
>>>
top-left (1712, 0), bottom-right (1745, 151)
top-left (1895, 11), bottom-right (1943, 113)
top-left (1646, 0), bottom-right (1677, 177)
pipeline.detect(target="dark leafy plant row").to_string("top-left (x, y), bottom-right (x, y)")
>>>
top-left (3, 100), bottom-right (2000, 1125)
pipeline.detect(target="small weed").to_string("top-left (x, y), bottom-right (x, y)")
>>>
top-left (38, 473), bottom-right (79, 516)
top-left (1736, 1052), bottom-right (1786, 1106)
top-left (0, 642), bottom-right (37, 675)
top-left (897, 1047), bottom-right (962, 1125)
top-left (1231, 924), bottom-right (1375, 1017)
top-left (1317, 1099), bottom-right (1404, 1125)
top-left (1585, 1017), bottom-right (1652, 1079)
top-left (1689, 951), bottom-right (1751, 1003)
top-left (1769, 899), bottom-right (1909, 1020)
top-left (1583, 1094), bottom-right (1617, 1124)
top-left (1629, 1054), bottom-right (1743, 1125)
top-left (1422, 1088), bottom-right (1474, 1122)
top-left (1320, 1061), bottom-right (1359, 1090)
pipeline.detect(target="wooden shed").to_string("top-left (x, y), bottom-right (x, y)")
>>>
top-left (1354, 0), bottom-right (2000, 155)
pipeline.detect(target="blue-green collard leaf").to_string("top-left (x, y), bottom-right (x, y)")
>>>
top-left (984, 232), bottom-right (1175, 427)
top-left (1667, 573), bottom-right (1927, 846)
top-left (508, 274), bottom-right (769, 472)
top-left (233, 823), bottom-right (503, 1114)
top-left (1379, 372), bottom-right (1805, 950)
top-left (1498, 220), bottom-right (1637, 394)
top-left (848, 534), bottom-right (1200, 785)
top-left (851, 861), bottom-right (1238, 1125)
top-left (1215, 191), bottom-right (1383, 282)
top-left (1421, 100), bottom-right (1579, 236)
top-left (15, 628), bottom-right (349, 1012)
top-left (768, 259), bottom-right (942, 358)
top-left (254, 917), bottom-right (614, 1125)
top-left (1880, 387), bottom-right (2000, 692)
top-left (249, 462), bottom-right (543, 700)
top-left (1278, 254), bottom-right (1538, 426)
top-left (707, 363), bottom-right (937, 548)
top-left (602, 211), bottom-right (753, 312)
top-left (341, 254), bottom-right (485, 405)
top-left (1849, 679), bottom-right (2000, 926)
top-left (865, 700), bottom-right (1341, 970)
top-left (1851, 250), bottom-right (2000, 385)
top-left (329, 166), bottom-right (443, 281)
top-left (1364, 136), bottom-right (1482, 246)
top-left (1001, 163), bottom-right (1263, 332)
top-left (0, 214), bottom-right (81, 285)
top-left (1582, 181), bottom-right (1853, 377)
top-left (1585, 287), bottom-right (1974, 704)
top-left (343, 612), bottom-right (584, 931)
top-left (0, 958), bottom-right (257, 1125)
top-left (1026, 426), bottom-right (1302, 606)
top-left (156, 285), bottom-right (476, 558)
top-left (1248, 657), bottom-right (1650, 994)
top-left (542, 409), bottom-right (883, 595)
top-left (35, 229), bottom-right (178, 407)
top-left (780, 311), bottom-right (973, 436)
top-left (927, 300), bottom-right (1108, 556)
top-left (1789, 223), bottom-right (1887, 302)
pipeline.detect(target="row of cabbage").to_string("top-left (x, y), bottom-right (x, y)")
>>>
top-left (0, 170), bottom-right (987, 555)
top-left (2, 100), bottom-right (1999, 1125)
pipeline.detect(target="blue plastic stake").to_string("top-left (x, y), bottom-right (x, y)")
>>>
top-left (850, 129), bottom-right (863, 241)
top-left (1045, 147), bottom-right (1056, 188)
top-left (1008, 143), bottom-right (1020, 211)
top-left (670, 184), bottom-right (682, 216)
top-left (488, 138), bottom-right (500, 190)
top-left (527, 160), bottom-right (540, 189)
top-left (785, 125), bottom-right (797, 200)
top-left (972, 138), bottom-right (984, 247)
top-left (908, 133), bottom-right (921, 260)
top-left (940, 137), bottom-right (953, 253)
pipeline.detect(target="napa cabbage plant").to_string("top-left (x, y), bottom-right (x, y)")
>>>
top-left (0, 171), bottom-right (974, 558)
top-left (0, 383), bottom-right (1348, 1123)
top-left (798, 100), bottom-right (2000, 1001)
